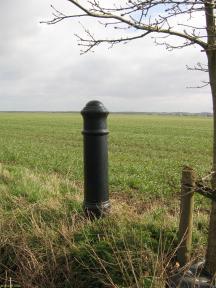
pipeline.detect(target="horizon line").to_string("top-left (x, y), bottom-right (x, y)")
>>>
top-left (0, 111), bottom-right (213, 115)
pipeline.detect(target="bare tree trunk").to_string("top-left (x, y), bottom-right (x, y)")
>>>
top-left (205, 50), bottom-right (216, 276)
top-left (204, 0), bottom-right (216, 275)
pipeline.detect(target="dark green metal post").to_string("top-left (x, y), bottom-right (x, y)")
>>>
top-left (81, 100), bottom-right (110, 218)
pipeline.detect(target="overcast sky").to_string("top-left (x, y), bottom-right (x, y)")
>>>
top-left (0, 0), bottom-right (212, 112)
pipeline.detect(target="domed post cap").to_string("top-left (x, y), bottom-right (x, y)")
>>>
top-left (81, 100), bottom-right (109, 115)
top-left (81, 100), bottom-right (109, 135)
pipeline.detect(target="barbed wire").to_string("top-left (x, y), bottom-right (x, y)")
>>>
top-left (194, 171), bottom-right (216, 201)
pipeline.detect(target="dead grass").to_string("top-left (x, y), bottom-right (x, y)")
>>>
top-left (0, 162), bottom-right (209, 287)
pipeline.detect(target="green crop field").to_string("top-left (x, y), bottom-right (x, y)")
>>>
top-left (0, 113), bottom-right (213, 287)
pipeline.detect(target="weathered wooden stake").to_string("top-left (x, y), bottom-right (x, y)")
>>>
top-left (177, 166), bottom-right (196, 267)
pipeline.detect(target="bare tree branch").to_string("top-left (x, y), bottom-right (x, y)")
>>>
top-left (187, 80), bottom-right (210, 88)
top-left (186, 62), bottom-right (209, 72)
top-left (43, 0), bottom-right (208, 50)
top-left (75, 28), bottom-right (151, 54)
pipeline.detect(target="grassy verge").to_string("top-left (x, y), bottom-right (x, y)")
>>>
top-left (0, 113), bottom-right (212, 287)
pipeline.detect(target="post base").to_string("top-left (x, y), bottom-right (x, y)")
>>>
top-left (83, 201), bottom-right (111, 219)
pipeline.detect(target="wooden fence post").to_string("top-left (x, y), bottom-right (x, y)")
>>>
top-left (177, 166), bottom-right (196, 267)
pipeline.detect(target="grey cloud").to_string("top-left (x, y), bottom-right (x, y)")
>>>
top-left (0, 0), bottom-right (212, 112)
top-left (32, 54), bottom-right (209, 109)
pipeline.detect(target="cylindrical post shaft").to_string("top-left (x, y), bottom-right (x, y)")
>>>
top-left (81, 100), bottom-right (110, 218)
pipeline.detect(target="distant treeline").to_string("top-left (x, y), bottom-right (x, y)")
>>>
top-left (111, 112), bottom-right (213, 117)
